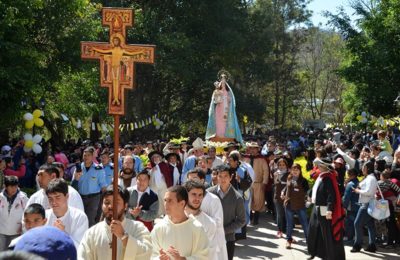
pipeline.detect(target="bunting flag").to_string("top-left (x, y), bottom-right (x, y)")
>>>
top-left (46, 110), bottom-right (173, 132)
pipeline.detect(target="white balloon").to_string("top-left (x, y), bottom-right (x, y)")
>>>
top-left (24, 133), bottom-right (33, 141)
top-left (32, 144), bottom-right (42, 154)
top-left (23, 146), bottom-right (32, 152)
top-left (159, 120), bottom-right (164, 126)
top-left (23, 113), bottom-right (33, 121)
top-left (361, 118), bottom-right (368, 124)
top-left (32, 134), bottom-right (42, 143)
top-left (156, 125), bottom-right (161, 130)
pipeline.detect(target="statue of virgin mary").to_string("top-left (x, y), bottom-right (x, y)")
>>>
top-left (206, 71), bottom-right (243, 143)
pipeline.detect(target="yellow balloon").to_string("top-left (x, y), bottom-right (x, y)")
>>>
top-left (33, 109), bottom-right (42, 118)
top-left (25, 120), bottom-right (34, 129)
top-left (356, 115), bottom-right (363, 121)
top-left (34, 118), bottom-right (44, 127)
top-left (25, 140), bottom-right (34, 149)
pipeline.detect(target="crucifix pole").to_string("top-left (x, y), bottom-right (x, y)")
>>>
top-left (81, 7), bottom-right (155, 260)
top-left (112, 115), bottom-right (120, 260)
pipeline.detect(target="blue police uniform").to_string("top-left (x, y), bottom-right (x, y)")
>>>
top-left (74, 162), bottom-right (107, 227)
top-left (77, 163), bottom-right (107, 195)
top-left (101, 163), bottom-right (114, 186)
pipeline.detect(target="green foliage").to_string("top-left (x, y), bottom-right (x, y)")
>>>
top-left (1, 0), bottom-right (353, 143)
top-left (327, 0), bottom-right (400, 117)
top-left (0, 0), bottom-right (103, 141)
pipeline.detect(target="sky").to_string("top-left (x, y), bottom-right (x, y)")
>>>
top-left (308, 0), bottom-right (354, 27)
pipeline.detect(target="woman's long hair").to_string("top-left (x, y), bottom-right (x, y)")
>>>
top-left (287, 163), bottom-right (304, 183)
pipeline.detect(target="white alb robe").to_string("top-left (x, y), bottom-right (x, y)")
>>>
top-left (191, 211), bottom-right (217, 260)
top-left (78, 218), bottom-right (152, 260)
top-left (26, 186), bottom-right (84, 212)
top-left (150, 215), bottom-right (209, 260)
top-left (201, 191), bottom-right (228, 260)
top-left (46, 207), bottom-right (88, 248)
top-left (149, 164), bottom-right (167, 216)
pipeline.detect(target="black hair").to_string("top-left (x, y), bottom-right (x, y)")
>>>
top-left (24, 203), bottom-right (46, 219)
top-left (137, 168), bottom-right (151, 179)
top-left (187, 167), bottom-right (206, 180)
top-left (167, 185), bottom-right (188, 204)
top-left (4, 157), bottom-right (12, 164)
top-left (46, 178), bottom-right (68, 196)
top-left (184, 180), bottom-right (206, 195)
top-left (4, 175), bottom-right (18, 186)
top-left (103, 185), bottom-right (130, 204)
top-left (208, 146), bottom-right (216, 152)
top-left (38, 164), bottom-right (60, 178)
top-left (363, 159), bottom-right (375, 174)
top-left (375, 159), bottom-right (386, 172)
top-left (349, 149), bottom-right (360, 159)
top-left (347, 168), bottom-right (358, 177)
top-left (83, 146), bottom-right (95, 154)
top-left (228, 151), bottom-right (240, 162)
top-left (214, 164), bottom-right (232, 176)
top-left (52, 162), bottom-right (64, 170)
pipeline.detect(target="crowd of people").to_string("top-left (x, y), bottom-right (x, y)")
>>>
top-left (0, 128), bottom-right (400, 259)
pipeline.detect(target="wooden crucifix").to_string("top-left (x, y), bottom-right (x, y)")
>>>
top-left (81, 7), bottom-right (155, 260)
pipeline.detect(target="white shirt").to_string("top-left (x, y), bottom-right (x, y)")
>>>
top-left (0, 190), bottom-right (28, 235)
top-left (201, 191), bottom-right (228, 260)
top-left (118, 177), bottom-right (137, 189)
top-left (26, 186), bottom-right (84, 212)
top-left (78, 218), bottom-right (152, 260)
top-left (358, 174), bottom-right (378, 204)
top-left (46, 207), bottom-right (89, 248)
top-left (192, 211), bottom-right (217, 260)
top-left (169, 163), bottom-right (181, 186)
top-left (150, 215), bottom-right (209, 260)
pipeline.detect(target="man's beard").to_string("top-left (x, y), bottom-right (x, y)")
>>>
top-left (187, 202), bottom-right (201, 211)
top-left (105, 208), bottom-right (126, 224)
top-left (121, 168), bottom-right (135, 178)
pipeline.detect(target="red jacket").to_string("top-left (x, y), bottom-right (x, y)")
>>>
top-left (4, 165), bottom-right (26, 178)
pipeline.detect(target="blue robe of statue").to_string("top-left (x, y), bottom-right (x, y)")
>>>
top-left (205, 83), bottom-right (243, 143)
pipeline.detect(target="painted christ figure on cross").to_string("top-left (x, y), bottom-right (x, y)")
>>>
top-left (81, 8), bottom-right (155, 115)
top-left (90, 33), bottom-right (147, 106)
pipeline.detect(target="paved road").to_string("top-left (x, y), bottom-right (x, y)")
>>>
top-left (234, 212), bottom-right (399, 260)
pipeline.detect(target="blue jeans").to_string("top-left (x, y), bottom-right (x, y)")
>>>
top-left (354, 204), bottom-right (376, 246)
top-left (285, 207), bottom-right (309, 241)
top-left (344, 210), bottom-right (357, 240)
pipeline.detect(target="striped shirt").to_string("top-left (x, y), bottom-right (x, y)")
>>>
top-left (377, 179), bottom-right (400, 195)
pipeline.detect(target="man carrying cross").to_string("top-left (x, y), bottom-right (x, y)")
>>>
top-left (78, 185), bottom-right (152, 260)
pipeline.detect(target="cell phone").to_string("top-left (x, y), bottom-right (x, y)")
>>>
top-left (76, 163), bottom-right (82, 172)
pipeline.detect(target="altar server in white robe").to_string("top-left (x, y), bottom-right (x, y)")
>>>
top-left (27, 164), bottom-right (84, 211)
top-left (78, 185), bottom-right (152, 260)
top-left (187, 167), bottom-right (228, 260)
top-left (151, 185), bottom-right (209, 260)
top-left (184, 180), bottom-right (217, 259)
top-left (45, 178), bottom-right (88, 248)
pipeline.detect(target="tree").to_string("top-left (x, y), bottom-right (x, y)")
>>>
top-left (0, 0), bottom-right (103, 145)
top-left (297, 27), bottom-right (348, 123)
top-left (327, 0), bottom-right (400, 118)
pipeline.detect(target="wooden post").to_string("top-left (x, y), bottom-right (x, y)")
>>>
top-left (112, 115), bottom-right (120, 260)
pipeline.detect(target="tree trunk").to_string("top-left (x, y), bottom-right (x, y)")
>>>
top-left (274, 80), bottom-right (280, 127)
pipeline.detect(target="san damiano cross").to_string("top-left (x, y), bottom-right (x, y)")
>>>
top-left (81, 8), bottom-right (155, 115)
